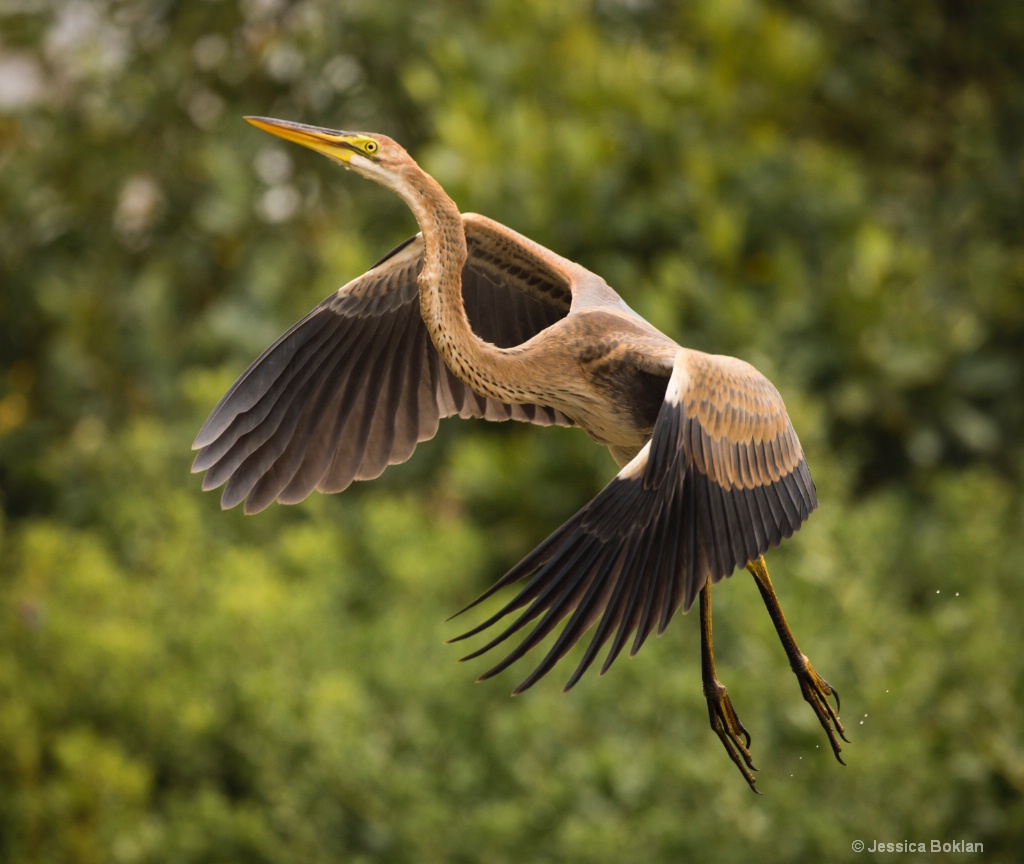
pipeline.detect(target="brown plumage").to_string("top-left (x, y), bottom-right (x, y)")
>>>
top-left (193, 117), bottom-right (847, 791)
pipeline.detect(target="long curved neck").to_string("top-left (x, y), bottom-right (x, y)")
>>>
top-left (397, 168), bottom-right (532, 404)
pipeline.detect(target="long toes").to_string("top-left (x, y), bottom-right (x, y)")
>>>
top-left (708, 693), bottom-right (760, 791)
top-left (793, 661), bottom-right (850, 764)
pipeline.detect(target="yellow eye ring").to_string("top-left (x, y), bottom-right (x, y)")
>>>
top-left (364, 140), bottom-right (379, 155)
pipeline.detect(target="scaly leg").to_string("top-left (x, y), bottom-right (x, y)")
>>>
top-left (700, 582), bottom-right (760, 793)
top-left (747, 555), bottom-right (848, 764)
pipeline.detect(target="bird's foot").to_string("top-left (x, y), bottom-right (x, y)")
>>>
top-left (705, 678), bottom-right (760, 793)
top-left (792, 653), bottom-right (848, 764)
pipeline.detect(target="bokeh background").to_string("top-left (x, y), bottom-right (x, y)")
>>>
top-left (2, 1), bottom-right (1023, 861)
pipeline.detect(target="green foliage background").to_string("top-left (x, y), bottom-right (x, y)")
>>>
top-left (2, 1), bottom-right (1023, 861)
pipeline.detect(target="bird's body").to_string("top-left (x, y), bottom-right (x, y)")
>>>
top-left (193, 117), bottom-right (846, 790)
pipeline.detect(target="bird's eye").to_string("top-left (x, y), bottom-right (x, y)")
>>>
top-left (364, 140), bottom-right (379, 154)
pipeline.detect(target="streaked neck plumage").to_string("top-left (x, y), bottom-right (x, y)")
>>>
top-left (389, 164), bottom-right (535, 405)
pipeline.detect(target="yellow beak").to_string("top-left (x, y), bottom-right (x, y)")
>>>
top-left (244, 116), bottom-right (360, 162)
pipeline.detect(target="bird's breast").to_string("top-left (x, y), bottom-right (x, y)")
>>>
top-left (574, 352), bottom-right (668, 448)
top-left (549, 324), bottom-right (671, 452)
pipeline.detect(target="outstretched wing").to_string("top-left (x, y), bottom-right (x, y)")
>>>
top-left (192, 216), bottom-right (577, 514)
top-left (451, 347), bottom-right (817, 693)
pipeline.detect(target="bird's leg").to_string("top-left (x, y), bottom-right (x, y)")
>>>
top-left (746, 555), bottom-right (848, 764)
top-left (700, 582), bottom-right (759, 792)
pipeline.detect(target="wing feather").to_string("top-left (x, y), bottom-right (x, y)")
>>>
top-left (451, 348), bottom-right (817, 692)
top-left (237, 312), bottom-right (389, 509)
top-left (193, 217), bottom-right (578, 512)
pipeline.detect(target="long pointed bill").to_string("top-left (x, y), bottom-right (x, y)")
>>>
top-left (244, 116), bottom-right (362, 162)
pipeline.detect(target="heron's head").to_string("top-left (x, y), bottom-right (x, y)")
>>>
top-left (244, 116), bottom-right (413, 190)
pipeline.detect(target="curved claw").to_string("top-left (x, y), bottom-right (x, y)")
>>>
top-left (795, 657), bottom-right (848, 764)
top-left (706, 681), bottom-right (760, 793)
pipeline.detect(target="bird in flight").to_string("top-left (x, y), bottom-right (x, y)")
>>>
top-left (192, 116), bottom-right (847, 790)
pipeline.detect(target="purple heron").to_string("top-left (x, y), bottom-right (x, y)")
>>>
top-left (193, 117), bottom-right (846, 790)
